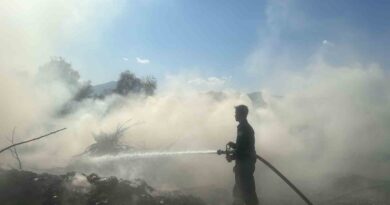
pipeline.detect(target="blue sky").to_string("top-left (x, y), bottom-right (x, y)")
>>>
top-left (54, 0), bottom-right (390, 91)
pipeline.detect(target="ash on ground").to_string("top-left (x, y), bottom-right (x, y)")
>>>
top-left (0, 169), bottom-right (205, 205)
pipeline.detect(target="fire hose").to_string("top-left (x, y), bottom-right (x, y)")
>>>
top-left (217, 143), bottom-right (313, 205)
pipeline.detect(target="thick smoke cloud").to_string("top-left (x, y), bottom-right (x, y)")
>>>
top-left (0, 0), bottom-right (124, 71)
top-left (1, 60), bottom-right (389, 201)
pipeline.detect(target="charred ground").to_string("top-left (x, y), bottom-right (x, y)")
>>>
top-left (0, 169), bottom-right (205, 205)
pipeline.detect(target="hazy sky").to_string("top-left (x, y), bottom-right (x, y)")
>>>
top-left (2, 0), bottom-right (390, 91)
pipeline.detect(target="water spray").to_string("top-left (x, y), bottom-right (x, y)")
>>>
top-left (90, 150), bottom-right (217, 162)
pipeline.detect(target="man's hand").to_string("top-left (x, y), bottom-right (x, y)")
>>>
top-left (226, 153), bottom-right (235, 162)
top-left (225, 141), bottom-right (237, 162)
top-left (227, 141), bottom-right (236, 148)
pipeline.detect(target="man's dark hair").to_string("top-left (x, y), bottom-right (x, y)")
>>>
top-left (235, 104), bottom-right (249, 117)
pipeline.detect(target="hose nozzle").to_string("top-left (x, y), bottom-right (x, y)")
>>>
top-left (217, 143), bottom-right (236, 163)
top-left (217, 149), bottom-right (225, 155)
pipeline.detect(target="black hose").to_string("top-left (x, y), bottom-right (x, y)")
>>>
top-left (256, 155), bottom-right (313, 205)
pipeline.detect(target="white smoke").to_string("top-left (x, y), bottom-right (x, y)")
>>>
top-left (1, 61), bottom-right (389, 186)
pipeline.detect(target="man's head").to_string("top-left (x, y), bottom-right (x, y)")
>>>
top-left (235, 104), bottom-right (249, 122)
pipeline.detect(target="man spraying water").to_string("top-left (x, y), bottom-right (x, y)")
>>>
top-left (88, 106), bottom-right (312, 205)
top-left (218, 105), bottom-right (313, 205)
top-left (226, 105), bottom-right (259, 205)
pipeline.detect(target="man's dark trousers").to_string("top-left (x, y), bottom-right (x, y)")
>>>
top-left (233, 158), bottom-right (258, 205)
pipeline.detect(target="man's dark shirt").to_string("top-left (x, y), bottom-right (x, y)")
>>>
top-left (235, 119), bottom-right (256, 161)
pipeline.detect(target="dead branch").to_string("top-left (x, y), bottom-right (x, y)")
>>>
top-left (11, 127), bottom-right (22, 169)
top-left (6, 127), bottom-right (23, 169)
top-left (7, 129), bottom-right (17, 158)
top-left (0, 128), bottom-right (66, 154)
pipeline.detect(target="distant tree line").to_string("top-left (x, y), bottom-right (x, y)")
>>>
top-left (37, 57), bottom-right (157, 115)
top-left (114, 70), bottom-right (156, 96)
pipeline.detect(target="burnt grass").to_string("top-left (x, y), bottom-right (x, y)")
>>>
top-left (0, 169), bottom-right (206, 205)
top-left (1, 168), bottom-right (390, 205)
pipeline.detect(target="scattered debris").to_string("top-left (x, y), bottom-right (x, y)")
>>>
top-left (77, 121), bottom-right (137, 157)
top-left (0, 169), bottom-right (206, 205)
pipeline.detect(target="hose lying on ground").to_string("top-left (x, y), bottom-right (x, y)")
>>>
top-left (256, 155), bottom-right (313, 205)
